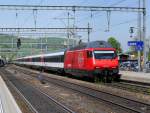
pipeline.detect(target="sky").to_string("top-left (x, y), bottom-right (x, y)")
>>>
top-left (0, 0), bottom-right (149, 52)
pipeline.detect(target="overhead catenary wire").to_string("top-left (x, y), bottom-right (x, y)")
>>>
top-left (93, 14), bottom-right (150, 32)
top-left (76, 0), bottom-right (128, 24)
top-left (39, 0), bottom-right (45, 5)
top-left (76, 0), bottom-right (129, 33)
top-left (22, 0), bottom-right (45, 27)
top-left (110, 0), bottom-right (128, 6)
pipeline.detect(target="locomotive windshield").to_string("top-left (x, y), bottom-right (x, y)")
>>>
top-left (94, 50), bottom-right (117, 59)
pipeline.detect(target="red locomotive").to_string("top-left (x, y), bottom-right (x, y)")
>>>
top-left (64, 41), bottom-right (120, 81)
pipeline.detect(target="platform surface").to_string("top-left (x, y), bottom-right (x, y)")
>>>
top-left (120, 71), bottom-right (150, 84)
top-left (0, 76), bottom-right (22, 113)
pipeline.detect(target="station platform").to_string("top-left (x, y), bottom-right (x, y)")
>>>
top-left (120, 71), bottom-right (150, 84)
top-left (0, 76), bottom-right (22, 113)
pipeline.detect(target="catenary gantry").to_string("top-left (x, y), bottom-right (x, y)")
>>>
top-left (0, 27), bottom-right (92, 33)
top-left (0, 5), bottom-right (144, 12)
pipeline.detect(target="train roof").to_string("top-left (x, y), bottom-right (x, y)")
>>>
top-left (16, 51), bottom-right (64, 60)
top-left (69, 41), bottom-right (113, 51)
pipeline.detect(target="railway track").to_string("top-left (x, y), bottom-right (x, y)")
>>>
top-left (0, 68), bottom-right (75, 113)
top-left (12, 66), bottom-right (150, 113)
top-left (0, 69), bottom-right (38, 113)
top-left (103, 80), bottom-right (150, 95)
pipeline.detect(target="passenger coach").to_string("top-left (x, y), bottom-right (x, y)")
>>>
top-left (14, 51), bottom-right (64, 72)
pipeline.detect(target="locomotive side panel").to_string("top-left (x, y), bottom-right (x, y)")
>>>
top-left (64, 51), bottom-right (73, 69)
top-left (85, 49), bottom-right (95, 71)
top-left (74, 50), bottom-right (85, 70)
top-left (64, 49), bottom-right (95, 77)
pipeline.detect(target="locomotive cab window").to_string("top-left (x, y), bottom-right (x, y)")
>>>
top-left (87, 51), bottom-right (93, 58)
top-left (94, 50), bottom-right (117, 59)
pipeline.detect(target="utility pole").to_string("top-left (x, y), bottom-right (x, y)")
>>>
top-left (143, 0), bottom-right (147, 71)
top-left (0, 47), bottom-right (1, 56)
top-left (41, 37), bottom-right (42, 53)
top-left (45, 34), bottom-right (48, 53)
top-left (30, 36), bottom-right (32, 55)
top-left (73, 9), bottom-right (76, 47)
top-left (88, 23), bottom-right (90, 42)
top-left (67, 12), bottom-right (70, 49)
top-left (11, 35), bottom-right (14, 51)
top-left (53, 13), bottom-right (75, 47)
top-left (31, 43), bottom-right (33, 55)
top-left (137, 0), bottom-right (142, 71)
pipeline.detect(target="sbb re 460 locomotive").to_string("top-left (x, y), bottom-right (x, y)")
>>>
top-left (14, 41), bottom-right (120, 82)
top-left (64, 41), bottom-right (120, 82)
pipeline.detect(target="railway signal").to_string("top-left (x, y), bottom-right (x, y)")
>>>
top-left (17, 38), bottom-right (21, 49)
top-left (129, 27), bottom-right (134, 38)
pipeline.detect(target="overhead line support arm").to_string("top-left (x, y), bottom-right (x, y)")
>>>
top-left (0, 5), bottom-right (144, 12)
top-left (0, 27), bottom-right (92, 33)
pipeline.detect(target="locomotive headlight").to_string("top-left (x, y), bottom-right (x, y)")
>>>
top-left (95, 67), bottom-right (100, 69)
top-left (113, 69), bottom-right (117, 73)
top-left (113, 68), bottom-right (119, 73)
top-left (112, 66), bottom-right (117, 69)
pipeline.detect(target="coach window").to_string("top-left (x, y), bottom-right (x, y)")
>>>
top-left (44, 57), bottom-right (47, 62)
top-left (50, 57), bottom-right (53, 62)
top-left (33, 58), bottom-right (36, 62)
top-left (61, 55), bottom-right (64, 62)
top-left (34, 57), bottom-right (38, 62)
top-left (48, 56), bottom-right (52, 62)
top-left (37, 57), bottom-right (40, 62)
top-left (51, 57), bottom-right (54, 62)
top-left (34, 58), bottom-right (36, 62)
top-left (54, 57), bottom-right (57, 62)
top-left (49, 57), bottom-right (52, 62)
top-left (60, 55), bottom-right (62, 62)
top-left (58, 56), bottom-right (60, 62)
top-left (49, 56), bottom-right (52, 62)
top-left (55, 56), bottom-right (58, 62)
top-left (58, 56), bottom-right (61, 62)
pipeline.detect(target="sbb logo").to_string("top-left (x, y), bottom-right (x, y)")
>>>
top-left (78, 52), bottom-right (84, 67)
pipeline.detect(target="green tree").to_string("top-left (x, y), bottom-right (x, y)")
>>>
top-left (107, 37), bottom-right (122, 53)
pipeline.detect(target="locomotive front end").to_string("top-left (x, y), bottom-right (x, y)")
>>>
top-left (92, 49), bottom-right (120, 81)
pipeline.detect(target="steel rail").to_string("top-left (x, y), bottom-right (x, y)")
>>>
top-left (0, 69), bottom-right (38, 113)
top-left (33, 86), bottom-right (75, 113)
top-left (104, 80), bottom-right (150, 95)
top-left (120, 79), bottom-right (150, 87)
top-left (43, 76), bottom-right (150, 113)
top-left (1, 68), bottom-right (75, 113)
top-left (13, 66), bottom-right (150, 113)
